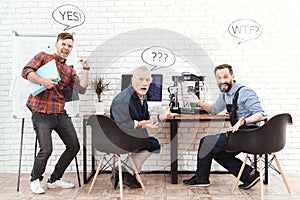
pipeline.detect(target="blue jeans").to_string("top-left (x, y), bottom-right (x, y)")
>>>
top-left (30, 111), bottom-right (80, 181)
top-left (196, 133), bottom-right (252, 182)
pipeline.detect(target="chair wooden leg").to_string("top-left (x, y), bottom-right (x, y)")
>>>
top-left (88, 155), bottom-right (105, 194)
top-left (259, 156), bottom-right (264, 200)
top-left (273, 154), bottom-right (291, 193)
top-left (232, 154), bottom-right (248, 192)
top-left (128, 155), bottom-right (145, 191)
top-left (117, 155), bottom-right (123, 200)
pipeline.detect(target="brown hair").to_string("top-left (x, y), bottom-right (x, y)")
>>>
top-left (214, 64), bottom-right (233, 75)
top-left (56, 32), bottom-right (74, 42)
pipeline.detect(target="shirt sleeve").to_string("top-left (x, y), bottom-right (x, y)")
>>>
top-left (238, 87), bottom-right (265, 118)
top-left (110, 99), bottom-right (135, 129)
top-left (71, 69), bottom-right (87, 94)
top-left (211, 93), bottom-right (227, 114)
top-left (22, 52), bottom-right (45, 79)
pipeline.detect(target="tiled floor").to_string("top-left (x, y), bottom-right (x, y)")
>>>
top-left (1, 172), bottom-right (299, 200)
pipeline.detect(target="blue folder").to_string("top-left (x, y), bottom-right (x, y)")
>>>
top-left (29, 59), bottom-right (61, 96)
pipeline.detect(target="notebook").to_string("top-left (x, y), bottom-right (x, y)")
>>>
top-left (29, 59), bottom-right (61, 96)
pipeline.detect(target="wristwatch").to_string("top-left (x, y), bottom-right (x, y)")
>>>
top-left (83, 67), bottom-right (90, 70)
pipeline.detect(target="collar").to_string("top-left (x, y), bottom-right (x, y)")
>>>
top-left (53, 53), bottom-right (67, 63)
top-left (130, 86), bottom-right (146, 102)
top-left (226, 82), bottom-right (243, 96)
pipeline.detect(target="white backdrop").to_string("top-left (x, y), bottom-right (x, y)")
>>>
top-left (10, 31), bottom-right (79, 118)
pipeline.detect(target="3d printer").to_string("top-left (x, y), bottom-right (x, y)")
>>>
top-left (168, 72), bottom-right (208, 114)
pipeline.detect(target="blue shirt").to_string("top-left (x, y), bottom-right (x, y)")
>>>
top-left (211, 82), bottom-right (264, 126)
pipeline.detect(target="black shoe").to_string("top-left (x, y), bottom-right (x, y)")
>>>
top-left (110, 170), bottom-right (119, 189)
top-left (183, 175), bottom-right (210, 187)
top-left (238, 171), bottom-right (260, 190)
top-left (123, 172), bottom-right (142, 188)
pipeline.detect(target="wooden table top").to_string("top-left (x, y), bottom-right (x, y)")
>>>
top-left (83, 113), bottom-right (229, 121)
top-left (166, 114), bottom-right (229, 121)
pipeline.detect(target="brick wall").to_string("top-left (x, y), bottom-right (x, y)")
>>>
top-left (0, 0), bottom-right (299, 174)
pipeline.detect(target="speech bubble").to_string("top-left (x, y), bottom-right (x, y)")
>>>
top-left (228, 19), bottom-right (262, 44)
top-left (52, 4), bottom-right (85, 31)
top-left (141, 46), bottom-right (176, 71)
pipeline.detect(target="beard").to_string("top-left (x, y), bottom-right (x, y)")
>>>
top-left (219, 82), bottom-right (232, 93)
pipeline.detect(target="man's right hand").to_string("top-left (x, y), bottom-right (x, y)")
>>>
top-left (138, 120), bottom-right (150, 128)
top-left (138, 120), bottom-right (159, 129)
top-left (42, 78), bottom-right (58, 89)
top-left (182, 92), bottom-right (199, 103)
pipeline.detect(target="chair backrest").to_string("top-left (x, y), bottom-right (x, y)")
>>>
top-left (87, 115), bottom-right (150, 154)
top-left (226, 113), bottom-right (292, 155)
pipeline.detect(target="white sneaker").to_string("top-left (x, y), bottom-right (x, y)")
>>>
top-left (30, 179), bottom-right (45, 194)
top-left (47, 179), bottom-right (75, 189)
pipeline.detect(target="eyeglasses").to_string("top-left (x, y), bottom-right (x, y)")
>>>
top-left (134, 77), bottom-right (152, 83)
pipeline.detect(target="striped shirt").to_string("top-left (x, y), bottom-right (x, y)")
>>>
top-left (22, 52), bottom-right (87, 114)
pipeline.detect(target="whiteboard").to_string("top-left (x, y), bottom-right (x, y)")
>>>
top-left (10, 32), bottom-right (79, 118)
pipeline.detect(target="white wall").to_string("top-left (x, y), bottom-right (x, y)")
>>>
top-left (1, 0), bottom-right (300, 174)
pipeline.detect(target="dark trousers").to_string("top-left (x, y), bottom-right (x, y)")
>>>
top-left (196, 133), bottom-right (252, 182)
top-left (30, 111), bottom-right (80, 182)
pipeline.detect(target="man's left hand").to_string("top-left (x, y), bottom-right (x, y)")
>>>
top-left (227, 117), bottom-right (245, 133)
top-left (79, 58), bottom-right (89, 68)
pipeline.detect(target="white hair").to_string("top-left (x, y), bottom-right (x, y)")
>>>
top-left (132, 66), bottom-right (151, 79)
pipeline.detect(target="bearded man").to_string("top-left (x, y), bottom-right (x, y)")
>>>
top-left (182, 64), bottom-right (265, 190)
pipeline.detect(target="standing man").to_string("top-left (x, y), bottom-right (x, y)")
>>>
top-left (182, 64), bottom-right (265, 189)
top-left (22, 32), bottom-right (90, 194)
top-left (110, 66), bottom-right (171, 189)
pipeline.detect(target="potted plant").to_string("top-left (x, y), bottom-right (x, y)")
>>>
top-left (90, 76), bottom-right (110, 102)
top-left (90, 76), bottom-right (110, 114)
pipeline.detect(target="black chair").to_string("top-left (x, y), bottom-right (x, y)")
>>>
top-left (226, 113), bottom-right (292, 199)
top-left (87, 115), bottom-right (149, 199)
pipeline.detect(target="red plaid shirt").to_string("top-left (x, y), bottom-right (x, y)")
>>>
top-left (22, 52), bottom-right (87, 114)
